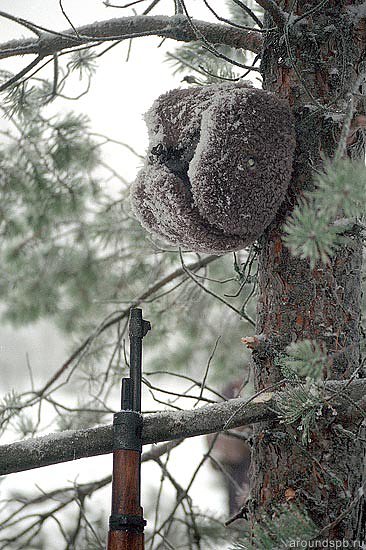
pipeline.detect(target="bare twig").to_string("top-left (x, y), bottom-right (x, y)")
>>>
top-left (201, 0), bottom-right (263, 32)
top-left (178, 0), bottom-right (261, 71)
top-left (143, 0), bottom-right (162, 15)
top-left (0, 10), bottom-right (82, 42)
top-left (0, 440), bottom-right (181, 547)
top-left (179, 249), bottom-right (255, 326)
top-left (59, 0), bottom-right (81, 38)
top-left (35, 254), bottom-right (217, 397)
top-left (230, 0), bottom-right (263, 28)
top-left (104, 0), bottom-right (147, 8)
top-left (295, 0), bottom-right (330, 24)
top-left (0, 55), bottom-right (44, 92)
top-left (194, 336), bottom-right (221, 406)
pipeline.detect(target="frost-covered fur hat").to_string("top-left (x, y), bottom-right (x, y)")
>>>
top-left (131, 83), bottom-right (296, 254)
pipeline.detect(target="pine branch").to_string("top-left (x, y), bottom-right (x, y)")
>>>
top-left (0, 391), bottom-right (274, 475)
top-left (0, 14), bottom-right (262, 62)
top-left (230, 503), bottom-right (317, 548)
top-left (284, 159), bottom-right (366, 266)
top-left (1, 378), bottom-right (365, 476)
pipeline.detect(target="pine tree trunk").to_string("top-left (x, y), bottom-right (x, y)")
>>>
top-left (250, 0), bottom-right (366, 540)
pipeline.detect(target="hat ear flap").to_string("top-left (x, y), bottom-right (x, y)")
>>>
top-left (189, 87), bottom-right (296, 243)
top-left (130, 163), bottom-right (249, 253)
top-left (144, 87), bottom-right (213, 151)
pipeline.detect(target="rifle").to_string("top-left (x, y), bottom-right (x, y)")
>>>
top-left (107, 307), bottom-right (151, 550)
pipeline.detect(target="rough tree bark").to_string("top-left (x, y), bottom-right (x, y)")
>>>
top-left (250, 0), bottom-right (366, 542)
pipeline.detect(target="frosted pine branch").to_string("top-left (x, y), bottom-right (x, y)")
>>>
top-left (0, 393), bottom-right (275, 476)
top-left (1, 378), bottom-right (365, 476)
top-left (0, 14), bottom-right (263, 61)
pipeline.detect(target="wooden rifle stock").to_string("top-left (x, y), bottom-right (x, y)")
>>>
top-left (107, 308), bottom-right (151, 550)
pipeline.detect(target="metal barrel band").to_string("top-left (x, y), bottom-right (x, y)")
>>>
top-left (109, 514), bottom-right (147, 533)
top-left (113, 410), bottom-right (143, 452)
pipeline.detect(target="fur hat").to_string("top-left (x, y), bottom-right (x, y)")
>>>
top-left (131, 83), bottom-right (296, 254)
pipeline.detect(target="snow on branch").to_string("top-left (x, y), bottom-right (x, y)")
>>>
top-left (0, 14), bottom-right (262, 61)
top-left (1, 378), bottom-right (365, 476)
top-left (0, 393), bottom-right (275, 476)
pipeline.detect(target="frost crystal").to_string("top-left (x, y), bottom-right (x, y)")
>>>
top-left (131, 83), bottom-right (296, 254)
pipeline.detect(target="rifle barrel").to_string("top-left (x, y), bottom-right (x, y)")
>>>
top-left (129, 308), bottom-right (151, 412)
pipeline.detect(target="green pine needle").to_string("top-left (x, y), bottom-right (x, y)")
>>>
top-left (68, 50), bottom-right (98, 78)
top-left (280, 339), bottom-right (327, 381)
top-left (275, 382), bottom-right (323, 445)
top-left (284, 159), bottom-right (366, 267)
top-left (283, 200), bottom-right (339, 268)
top-left (314, 159), bottom-right (366, 219)
top-left (230, 504), bottom-right (317, 549)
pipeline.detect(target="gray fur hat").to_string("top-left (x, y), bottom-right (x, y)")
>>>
top-left (131, 83), bottom-right (296, 254)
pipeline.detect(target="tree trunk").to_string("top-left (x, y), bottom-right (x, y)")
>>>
top-left (250, 0), bottom-right (366, 541)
